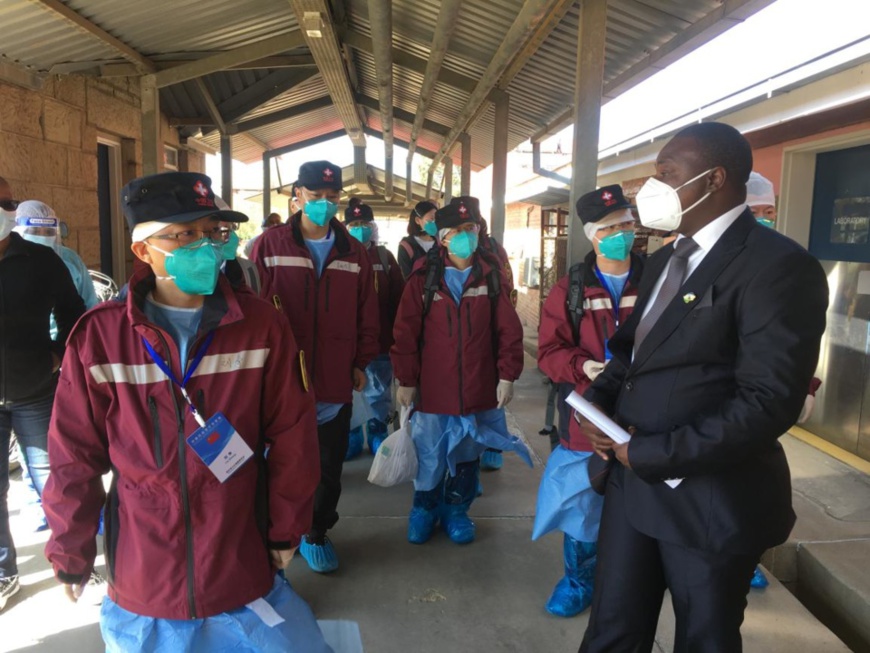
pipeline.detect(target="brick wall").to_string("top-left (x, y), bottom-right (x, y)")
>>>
top-left (515, 287), bottom-right (540, 330)
top-left (504, 201), bottom-right (544, 329)
top-left (0, 74), bottom-right (202, 269)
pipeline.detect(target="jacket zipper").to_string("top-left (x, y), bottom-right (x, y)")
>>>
top-left (446, 301), bottom-right (453, 337)
top-left (154, 331), bottom-right (197, 619)
top-left (147, 396), bottom-right (163, 468)
top-left (196, 389), bottom-right (206, 417)
top-left (457, 302), bottom-right (464, 414)
top-left (466, 304), bottom-right (472, 337)
top-left (311, 269), bottom-right (320, 384)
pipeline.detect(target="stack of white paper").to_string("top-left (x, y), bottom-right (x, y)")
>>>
top-left (566, 391), bottom-right (682, 489)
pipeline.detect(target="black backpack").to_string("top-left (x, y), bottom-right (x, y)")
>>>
top-left (566, 262), bottom-right (586, 346)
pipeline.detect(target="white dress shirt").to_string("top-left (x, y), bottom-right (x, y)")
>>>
top-left (640, 204), bottom-right (747, 321)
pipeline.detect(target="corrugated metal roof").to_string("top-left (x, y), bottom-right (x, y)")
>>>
top-left (64, 0), bottom-right (298, 56)
top-left (0, 0), bottom-right (773, 172)
top-left (0, 0), bottom-right (119, 69)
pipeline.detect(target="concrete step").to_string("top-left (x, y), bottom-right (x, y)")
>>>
top-left (798, 540), bottom-right (870, 653)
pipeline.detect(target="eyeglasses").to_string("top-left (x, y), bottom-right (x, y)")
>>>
top-left (0, 200), bottom-right (20, 212)
top-left (596, 222), bottom-right (635, 236)
top-left (148, 226), bottom-right (233, 246)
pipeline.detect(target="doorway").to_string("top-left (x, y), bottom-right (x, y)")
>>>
top-left (96, 139), bottom-right (130, 282)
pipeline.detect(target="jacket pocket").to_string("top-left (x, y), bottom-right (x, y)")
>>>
top-left (147, 397), bottom-right (163, 468)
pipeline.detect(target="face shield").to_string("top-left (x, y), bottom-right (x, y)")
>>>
top-left (14, 216), bottom-right (60, 251)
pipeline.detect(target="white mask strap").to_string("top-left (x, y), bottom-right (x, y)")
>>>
top-left (675, 168), bottom-right (714, 192)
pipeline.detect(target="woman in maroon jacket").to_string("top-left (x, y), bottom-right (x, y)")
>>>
top-left (397, 201), bottom-right (438, 280)
top-left (391, 199), bottom-right (531, 546)
top-left (343, 199), bottom-right (405, 458)
top-left (534, 185), bottom-right (643, 619)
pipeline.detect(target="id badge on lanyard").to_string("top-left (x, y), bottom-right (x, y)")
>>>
top-left (595, 266), bottom-right (626, 364)
top-left (142, 332), bottom-right (253, 482)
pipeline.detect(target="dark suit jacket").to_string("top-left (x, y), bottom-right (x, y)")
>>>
top-left (584, 209), bottom-right (828, 555)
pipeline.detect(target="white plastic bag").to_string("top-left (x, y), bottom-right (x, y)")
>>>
top-left (349, 390), bottom-right (372, 431)
top-left (367, 407), bottom-right (418, 487)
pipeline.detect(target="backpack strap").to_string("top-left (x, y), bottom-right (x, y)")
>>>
top-left (421, 247), bottom-right (443, 318)
top-left (242, 260), bottom-right (261, 295)
top-left (376, 245), bottom-right (391, 274)
top-left (566, 262), bottom-right (586, 346)
top-left (400, 239), bottom-right (415, 258)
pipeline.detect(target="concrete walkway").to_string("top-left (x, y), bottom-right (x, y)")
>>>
top-left (0, 354), bottom-right (854, 652)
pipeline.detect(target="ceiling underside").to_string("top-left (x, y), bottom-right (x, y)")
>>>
top-left (0, 0), bottom-right (774, 173)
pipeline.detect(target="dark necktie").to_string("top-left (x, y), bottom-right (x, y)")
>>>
top-left (634, 237), bottom-right (699, 352)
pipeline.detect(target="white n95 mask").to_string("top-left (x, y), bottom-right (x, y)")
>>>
top-left (635, 168), bottom-right (714, 232)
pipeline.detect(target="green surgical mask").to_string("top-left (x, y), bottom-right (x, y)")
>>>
top-left (152, 238), bottom-right (224, 295)
top-left (596, 230), bottom-right (635, 261)
top-left (221, 230), bottom-right (240, 260)
top-left (447, 231), bottom-right (478, 259)
top-left (349, 224), bottom-right (373, 244)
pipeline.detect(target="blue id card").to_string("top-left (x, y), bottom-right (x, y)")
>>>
top-left (186, 412), bottom-right (254, 482)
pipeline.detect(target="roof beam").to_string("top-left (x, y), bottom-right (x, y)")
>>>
top-left (234, 95), bottom-right (334, 133)
top-left (368, 0), bottom-right (395, 201)
top-left (430, 0), bottom-right (569, 169)
top-left (31, 0), bottom-right (157, 73)
top-left (241, 132), bottom-right (270, 152)
top-left (265, 129), bottom-right (350, 157)
top-left (342, 30), bottom-right (479, 94)
top-left (154, 31), bottom-right (306, 88)
top-left (218, 67), bottom-right (319, 124)
top-left (530, 0), bottom-right (778, 142)
top-left (89, 54), bottom-right (316, 77)
top-left (406, 0), bottom-right (464, 162)
top-left (355, 94), bottom-right (451, 136)
top-left (193, 78), bottom-right (227, 134)
top-left (288, 0), bottom-right (366, 147)
top-left (464, 0), bottom-right (575, 137)
top-left (364, 127), bottom-right (438, 160)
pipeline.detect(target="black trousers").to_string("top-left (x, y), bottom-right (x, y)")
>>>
top-left (579, 471), bottom-right (760, 653)
top-left (311, 403), bottom-right (352, 536)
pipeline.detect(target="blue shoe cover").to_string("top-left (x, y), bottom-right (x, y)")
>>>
top-left (408, 507), bottom-right (438, 544)
top-left (441, 505), bottom-right (475, 544)
top-left (480, 450), bottom-right (503, 471)
top-left (367, 419), bottom-right (387, 455)
top-left (345, 427), bottom-right (363, 460)
top-left (750, 565), bottom-right (769, 589)
top-left (545, 576), bottom-right (593, 617)
top-left (299, 535), bottom-right (339, 573)
top-left (369, 434), bottom-right (386, 456)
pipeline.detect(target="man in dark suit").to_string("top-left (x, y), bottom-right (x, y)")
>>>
top-left (577, 122), bottom-right (829, 653)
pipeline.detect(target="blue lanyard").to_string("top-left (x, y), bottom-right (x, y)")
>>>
top-left (593, 264), bottom-right (630, 327)
top-left (142, 331), bottom-right (215, 427)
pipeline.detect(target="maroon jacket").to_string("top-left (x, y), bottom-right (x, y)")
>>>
top-left (368, 244), bottom-right (405, 354)
top-left (43, 269), bottom-right (319, 620)
top-left (391, 249), bottom-right (524, 415)
top-left (252, 214), bottom-right (380, 404)
top-left (538, 252), bottom-right (644, 451)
